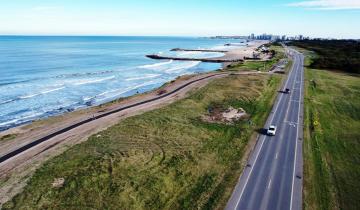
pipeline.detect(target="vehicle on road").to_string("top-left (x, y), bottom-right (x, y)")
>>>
top-left (285, 88), bottom-right (290, 94)
top-left (267, 125), bottom-right (277, 136)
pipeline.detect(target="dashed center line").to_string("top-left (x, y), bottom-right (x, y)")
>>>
top-left (268, 179), bottom-right (272, 189)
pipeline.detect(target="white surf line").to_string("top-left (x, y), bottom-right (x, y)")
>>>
top-left (290, 51), bottom-right (303, 210)
top-left (233, 49), bottom-right (295, 210)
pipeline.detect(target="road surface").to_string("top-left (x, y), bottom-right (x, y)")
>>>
top-left (226, 48), bottom-right (304, 210)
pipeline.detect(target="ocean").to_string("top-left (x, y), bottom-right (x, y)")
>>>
top-left (0, 36), bottom-right (244, 131)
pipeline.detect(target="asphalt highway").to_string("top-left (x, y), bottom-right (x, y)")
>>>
top-left (226, 48), bottom-right (304, 210)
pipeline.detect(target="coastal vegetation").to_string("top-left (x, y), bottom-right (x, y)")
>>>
top-left (290, 40), bottom-right (360, 74)
top-left (0, 134), bottom-right (17, 142)
top-left (302, 49), bottom-right (360, 210)
top-left (3, 72), bottom-right (282, 209)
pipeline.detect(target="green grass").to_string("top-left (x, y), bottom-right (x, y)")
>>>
top-left (0, 134), bottom-right (17, 142)
top-left (226, 61), bottom-right (265, 71)
top-left (226, 45), bottom-right (286, 72)
top-left (303, 55), bottom-right (360, 210)
top-left (3, 73), bottom-right (282, 210)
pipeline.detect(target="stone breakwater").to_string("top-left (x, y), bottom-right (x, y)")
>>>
top-left (146, 54), bottom-right (243, 63)
top-left (170, 48), bottom-right (228, 53)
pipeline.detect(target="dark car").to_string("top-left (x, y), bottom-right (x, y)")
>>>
top-left (285, 88), bottom-right (290, 94)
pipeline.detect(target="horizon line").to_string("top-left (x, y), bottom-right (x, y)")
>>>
top-left (0, 34), bottom-right (358, 40)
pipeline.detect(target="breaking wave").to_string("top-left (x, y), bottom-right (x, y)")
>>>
top-left (73, 76), bottom-right (116, 86)
top-left (139, 60), bottom-right (173, 69)
top-left (164, 61), bottom-right (201, 73)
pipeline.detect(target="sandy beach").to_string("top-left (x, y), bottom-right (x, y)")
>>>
top-left (219, 40), bottom-right (269, 67)
top-left (220, 40), bottom-right (269, 60)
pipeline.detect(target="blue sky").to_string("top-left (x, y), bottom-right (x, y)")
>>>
top-left (0, 0), bottom-right (359, 38)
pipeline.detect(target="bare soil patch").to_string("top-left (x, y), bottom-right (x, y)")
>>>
top-left (202, 106), bottom-right (249, 124)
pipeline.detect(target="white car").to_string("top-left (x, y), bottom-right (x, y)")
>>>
top-left (267, 125), bottom-right (277, 136)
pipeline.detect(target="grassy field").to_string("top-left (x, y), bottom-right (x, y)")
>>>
top-left (303, 52), bottom-right (360, 210)
top-left (226, 45), bottom-right (286, 72)
top-left (3, 72), bottom-right (282, 210)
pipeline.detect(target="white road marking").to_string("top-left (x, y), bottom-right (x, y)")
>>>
top-left (275, 152), bottom-right (279, 159)
top-left (284, 121), bottom-right (299, 125)
top-left (268, 179), bottom-right (272, 189)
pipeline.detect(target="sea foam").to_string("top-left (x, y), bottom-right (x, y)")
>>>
top-left (164, 61), bottom-right (201, 73)
top-left (125, 74), bottom-right (161, 81)
top-left (73, 76), bottom-right (116, 86)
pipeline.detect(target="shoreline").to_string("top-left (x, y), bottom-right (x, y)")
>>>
top-left (0, 72), bottom-right (232, 163)
top-left (0, 71), bottom-right (221, 134)
top-left (0, 71), bottom-right (225, 138)
top-left (0, 40), bottom-right (267, 134)
top-left (0, 70), bottom-right (226, 147)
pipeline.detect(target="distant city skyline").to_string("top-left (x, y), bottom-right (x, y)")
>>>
top-left (212, 33), bottom-right (309, 41)
top-left (0, 0), bottom-right (359, 38)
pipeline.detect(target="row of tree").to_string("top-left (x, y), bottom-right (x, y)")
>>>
top-left (290, 40), bottom-right (360, 74)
